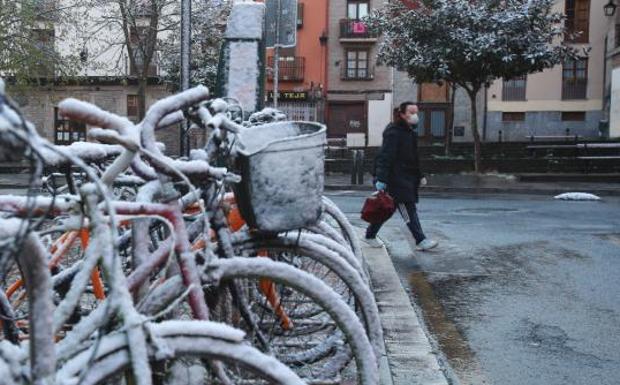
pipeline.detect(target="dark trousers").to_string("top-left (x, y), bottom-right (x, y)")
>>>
top-left (365, 201), bottom-right (426, 244)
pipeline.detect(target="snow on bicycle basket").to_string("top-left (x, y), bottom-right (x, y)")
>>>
top-left (234, 121), bottom-right (326, 233)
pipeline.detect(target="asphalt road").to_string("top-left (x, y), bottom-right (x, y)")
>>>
top-left (327, 191), bottom-right (620, 385)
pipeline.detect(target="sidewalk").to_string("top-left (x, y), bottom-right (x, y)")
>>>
top-left (356, 227), bottom-right (450, 385)
top-left (325, 172), bottom-right (620, 197)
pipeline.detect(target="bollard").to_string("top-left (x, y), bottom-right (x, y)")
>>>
top-left (356, 150), bottom-right (364, 185)
top-left (350, 149), bottom-right (358, 185)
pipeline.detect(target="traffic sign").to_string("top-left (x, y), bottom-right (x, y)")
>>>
top-left (265, 0), bottom-right (297, 48)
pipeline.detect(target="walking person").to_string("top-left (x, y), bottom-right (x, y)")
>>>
top-left (363, 101), bottom-right (438, 251)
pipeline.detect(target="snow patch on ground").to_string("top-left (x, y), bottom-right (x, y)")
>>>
top-left (554, 192), bottom-right (601, 201)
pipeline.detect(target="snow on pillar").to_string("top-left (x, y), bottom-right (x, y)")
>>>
top-left (221, 2), bottom-right (266, 117)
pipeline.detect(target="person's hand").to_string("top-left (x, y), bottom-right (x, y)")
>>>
top-left (375, 181), bottom-right (386, 191)
top-left (420, 177), bottom-right (427, 187)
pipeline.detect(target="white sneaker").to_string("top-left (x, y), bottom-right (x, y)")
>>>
top-left (416, 238), bottom-right (438, 251)
top-left (362, 237), bottom-right (383, 248)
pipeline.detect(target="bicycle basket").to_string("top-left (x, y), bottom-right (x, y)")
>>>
top-left (233, 121), bottom-right (327, 233)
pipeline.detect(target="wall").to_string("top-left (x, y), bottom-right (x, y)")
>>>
top-left (392, 70), bottom-right (418, 106)
top-left (611, 66), bottom-right (620, 137)
top-left (265, 0), bottom-right (328, 93)
top-left (451, 87), bottom-right (485, 142)
top-left (326, 0), bottom-right (391, 94)
top-left (485, 0), bottom-right (608, 140)
top-left (367, 92), bottom-right (393, 146)
top-left (54, 0), bottom-right (176, 77)
top-left (486, 111), bottom-right (602, 141)
top-left (19, 84), bottom-right (177, 152)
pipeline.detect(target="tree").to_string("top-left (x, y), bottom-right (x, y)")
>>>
top-left (159, 0), bottom-right (232, 92)
top-left (0, 0), bottom-right (82, 89)
top-left (367, 0), bottom-right (579, 172)
top-left (79, 0), bottom-right (178, 119)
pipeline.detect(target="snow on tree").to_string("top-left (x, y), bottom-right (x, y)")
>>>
top-left (366, 0), bottom-right (580, 172)
top-left (159, 0), bottom-right (232, 92)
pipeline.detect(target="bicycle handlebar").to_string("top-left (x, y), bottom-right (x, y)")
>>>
top-left (58, 99), bottom-right (134, 138)
top-left (141, 86), bottom-right (210, 154)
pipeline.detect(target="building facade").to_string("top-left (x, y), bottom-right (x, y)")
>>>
top-left (391, 0), bottom-right (617, 145)
top-left (4, 0), bottom-right (182, 154)
top-left (483, 0), bottom-right (610, 142)
top-left (264, 0), bottom-right (329, 122)
top-left (326, 0), bottom-right (393, 147)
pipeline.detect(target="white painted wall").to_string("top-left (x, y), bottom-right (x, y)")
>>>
top-left (610, 67), bottom-right (620, 138)
top-left (367, 92), bottom-right (392, 146)
top-left (54, 1), bottom-right (175, 77)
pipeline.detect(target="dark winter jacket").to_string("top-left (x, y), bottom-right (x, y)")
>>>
top-left (374, 120), bottom-right (422, 203)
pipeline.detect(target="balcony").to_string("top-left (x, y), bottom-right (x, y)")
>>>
top-left (267, 56), bottom-right (305, 82)
top-left (340, 65), bottom-right (374, 81)
top-left (502, 77), bottom-right (526, 101)
top-left (339, 19), bottom-right (378, 41)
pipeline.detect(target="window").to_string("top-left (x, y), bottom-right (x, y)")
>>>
top-left (561, 111), bottom-right (585, 121)
top-left (616, 24), bottom-right (620, 48)
top-left (347, 1), bottom-right (369, 19)
top-left (129, 26), bottom-right (158, 76)
top-left (565, 0), bottom-right (590, 43)
top-left (502, 76), bottom-right (527, 101)
top-left (562, 58), bottom-right (587, 99)
top-left (344, 49), bottom-right (371, 80)
top-left (502, 112), bottom-right (526, 122)
top-left (54, 108), bottom-right (86, 145)
top-left (127, 95), bottom-right (139, 118)
top-left (297, 2), bottom-right (304, 28)
top-left (32, 28), bottom-right (55, 77)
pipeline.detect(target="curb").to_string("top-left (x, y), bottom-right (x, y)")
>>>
top-left (356, 227), bottom-right (450, 385)
top-left (325, 184), bottom-right (620, 197)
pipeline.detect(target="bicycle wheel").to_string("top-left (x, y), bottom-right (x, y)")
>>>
top-left (321, 196), bottom-right (364, 267)
top-left (230, 233), bottom-right (383, 361)
top-left (203, 257), bottom-right (378, 385)
top-left (56, 320), bottom-right (306, 385)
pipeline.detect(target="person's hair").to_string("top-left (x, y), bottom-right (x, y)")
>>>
top-left (393, 101), bottom-right (416, 124)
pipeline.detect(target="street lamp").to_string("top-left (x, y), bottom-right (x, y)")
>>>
top-left (604, 0), bottom-right (616, 17)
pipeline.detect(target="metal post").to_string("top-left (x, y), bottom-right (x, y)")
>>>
top-left (273, 0), bottom-right (281, 108)
top-left (180, 0), bottom-right (191, 156)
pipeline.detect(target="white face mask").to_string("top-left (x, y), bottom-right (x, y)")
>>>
top-left (408, 113), bottom-right (419, 125)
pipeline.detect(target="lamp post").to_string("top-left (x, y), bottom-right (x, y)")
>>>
top-left (604, 0), bottom-right (616, 17)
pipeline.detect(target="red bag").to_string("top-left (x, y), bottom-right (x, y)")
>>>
top-left (361, 191), bottom-right (396, 224)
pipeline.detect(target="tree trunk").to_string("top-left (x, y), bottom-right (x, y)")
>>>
top-left (138, 76), bottom-right (147, 120)
top-left (467, 88), bottom-right (482, 173)
top-left (445, 83), bottom-right (457, 156)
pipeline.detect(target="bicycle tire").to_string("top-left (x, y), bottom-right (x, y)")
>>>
top-left (56, 320), bottom-right (306, 385)
top-left (203, 257), bottom-right (379, 385)
top-left (321, 196), bottom-right (364, 267)
top-left (230, 234), bottom-right (383, 361)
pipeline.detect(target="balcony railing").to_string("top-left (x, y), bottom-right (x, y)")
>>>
top-left (339, 19), bottom-right (378, 40)
top-left (340, 65), bottom-right (374, 81)
top-left (562, 79), bottom-right (587, 100)
top-left (502, 78), bottom-right (526, 101)
top-left (267, 56), bottom-right (305, 82)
